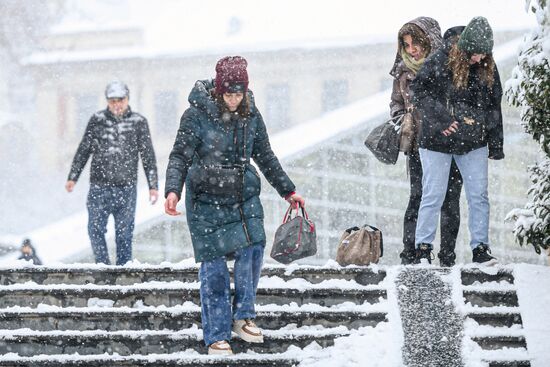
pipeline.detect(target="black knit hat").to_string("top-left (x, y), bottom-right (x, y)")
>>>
top-left (457, 16), bottom-right (494, 54)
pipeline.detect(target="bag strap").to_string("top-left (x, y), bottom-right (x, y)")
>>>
top-left (282, 205), bottom-right (310, 223)
top-left (344, 226), bottom-right (361, 234)
top-left (282, 205), bottom-right (293, 223)
top-left (387, 113), bottom-right (405, 128)
top-left (362, 224), bottom-right (383, 257)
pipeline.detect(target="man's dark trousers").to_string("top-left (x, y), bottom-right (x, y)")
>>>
top-left (87, 184), bottom-right (137, 265)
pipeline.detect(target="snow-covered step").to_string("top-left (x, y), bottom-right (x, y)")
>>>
top-left (465, 307), bottom-right (523, 327)
top-left (0, 326), bottom-right (349, 356)
top-left (480, 349), bottom-right (531, 367)
top-left (0, 305), bottom-right (387, 331)
top-left (0, 353), bottom-right (300, 367)
top-left (484, 361), bottom-right (531, 367)
top-left (0, 284), bottom-right (386, 308)
top-left (463, 289), bottom-right (519, 307)
top-left (461, 268), bottom-right (514, 286)
top-left (466, 324), bottom-right (527, 351)
top-left (0, 265), bottom-right (386, 286)
top-left (0, 267), bottom-right (201, 286)
top-left (470, 335), bottom-right (527, 350)
top-left (460, 268), bottom-right (531, 366)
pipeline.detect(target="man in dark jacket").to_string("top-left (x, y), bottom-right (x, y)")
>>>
top-left (65, 81), bottom-right (158, 265)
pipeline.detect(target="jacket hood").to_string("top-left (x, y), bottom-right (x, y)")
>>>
top-left (188, 79), bottom-right (256, 117)
top-left (442, 26), bottom-right (466, 53)
top-left (389, 16), bottom-right (443, 77)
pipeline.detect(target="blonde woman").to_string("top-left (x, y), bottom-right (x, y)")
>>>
top-left (411, 17), bottom-right (504, 265)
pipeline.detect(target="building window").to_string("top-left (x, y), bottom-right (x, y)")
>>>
top-left (322, 79), bottom-right (348, 113)
top-left (154, 91), bottom-right (179, 135)
top-left (264, 83), bottom-right (290, 131)
top-left (76, 94), bottom-right (99, 135)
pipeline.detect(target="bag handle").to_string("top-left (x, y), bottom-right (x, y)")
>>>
top-left (362, 224), bottom-right (383, 257)
top-left (282, 205), bottom-right (309, 223)
top-left (387, 113), bottom-right (405, 128)
top-left (344, 226), bottom-right (361, 233)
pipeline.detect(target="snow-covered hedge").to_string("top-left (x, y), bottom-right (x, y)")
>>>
top-left (505, 0), bottom-right (550, 253)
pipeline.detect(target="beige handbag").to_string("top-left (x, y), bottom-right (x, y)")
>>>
top-left (335, 225), bottom-right (383, 266)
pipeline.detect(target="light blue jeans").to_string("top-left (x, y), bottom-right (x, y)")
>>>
top-left (199, 243), bottom-right (264, 346)
top-left (415, 147), bottom-right (489, 250)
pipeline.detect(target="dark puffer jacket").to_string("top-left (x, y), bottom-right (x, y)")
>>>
top-left (411, 29), bottom-right (504, 157)
top-left (165, 80), bottom-right (295, 262)
top-left (68, 107), bottom-right (158, 189)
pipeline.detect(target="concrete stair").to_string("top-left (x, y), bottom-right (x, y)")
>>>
top-left (0, 265), bottom-right (534, 366)
top-left (0, 265), bottom-right (389, 367)
top-left (461, 268), bottom-right (531, 367)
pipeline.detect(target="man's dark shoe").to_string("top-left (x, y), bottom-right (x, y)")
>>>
top-left (414, 243), bottom-right (434, 264)
top-left (472, 243), bottom-right (497, 265)
top-left (438, 250), bottom-right (456, 267)
top-left (400, 249), bottom-right (417, 265)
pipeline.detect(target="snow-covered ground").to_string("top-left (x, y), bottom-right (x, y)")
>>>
top-left (514, 264), bottom-right (550, 367)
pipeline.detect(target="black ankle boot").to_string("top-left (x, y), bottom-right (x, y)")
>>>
top-left (400, 249), bottom-right (417, 265)
top-left (438, 251), bottom-right (456, 267)
top-left (472, 243), bottom-right (497, 265)
top-left (415, 243), bottom-right (433, 264)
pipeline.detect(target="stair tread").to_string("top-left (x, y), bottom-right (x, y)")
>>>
top-left (0, 307), bottom-right (387, 316)
top-left (0, 325), bottom-right (350, 339)
top-left (0, 352), bottom-right (301, 363)
top-left (463, 287), bottom-right (516, 293)
top-left (464, 306), bottom-right (521, 314)
top-left (0, 264), bottom-right (386, 275)
top-left (0, 284), bottom-right (386, 293)
top-left (0, 300), bottom-right (387, 313)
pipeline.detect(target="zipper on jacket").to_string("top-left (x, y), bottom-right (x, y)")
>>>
top-left (239, 205), bottom-right (252, 244)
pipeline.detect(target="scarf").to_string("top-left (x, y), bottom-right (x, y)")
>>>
top-left (401, 51), bottom-right (425, 75)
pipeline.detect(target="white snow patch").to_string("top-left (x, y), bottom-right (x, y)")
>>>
top-left (514, 263), bottom-right (550, 367)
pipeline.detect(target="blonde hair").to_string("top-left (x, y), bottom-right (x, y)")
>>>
top-left (447, 42), bottom-right (494, 89)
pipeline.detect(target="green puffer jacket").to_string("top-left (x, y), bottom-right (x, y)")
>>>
top-left (165, 80), bottom-right (296, 262)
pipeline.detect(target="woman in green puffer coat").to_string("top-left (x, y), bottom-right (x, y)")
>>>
top-left (164, 56), bottom-right (305, 355)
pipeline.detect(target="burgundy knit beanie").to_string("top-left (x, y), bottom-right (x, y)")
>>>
top-left (214, 56), bottom-right (249, 95)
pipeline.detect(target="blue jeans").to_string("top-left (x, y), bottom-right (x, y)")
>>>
top-left (87, 185), bottom-right (137, 265)
top-left (416, 147), bottom-right (489, 250)
top-left (199, 243), bottom-right (264, 346)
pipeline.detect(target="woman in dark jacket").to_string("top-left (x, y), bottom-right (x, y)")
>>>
top-left (411, 17), bottom-right (504, 265)
top-left (390, 17), bottom-right (463, 266)
top-left (164, 56), bottom-right (304, 355)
